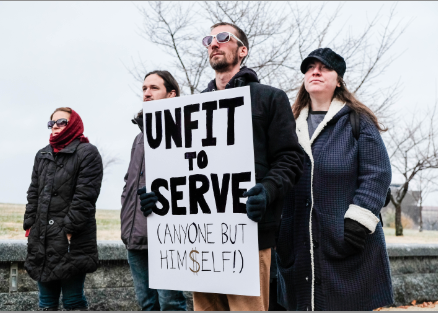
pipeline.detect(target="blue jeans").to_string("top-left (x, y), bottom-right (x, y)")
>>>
top-left (127, 249), bottom-right (187, 311)
top-left (37, 273), bottom-right (88, 310)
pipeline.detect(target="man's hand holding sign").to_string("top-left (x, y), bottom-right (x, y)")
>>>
top-left (140, 86), bottom-right (261, 296)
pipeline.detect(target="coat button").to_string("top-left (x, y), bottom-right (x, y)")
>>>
top-left (315, 277), bottom-right (322, 285)
top-left (305, 276), bottom-right (309, 282)
top-left (49, 220), bottom-right (54, 225)
top-left (313, 240), bottom-right (319, 248)
top-left (58, 164), bottom-right (64, 168)
top-left (305, 198), bottom-right (310, 207)
top-left (53, 192), bottom-right (58, 196)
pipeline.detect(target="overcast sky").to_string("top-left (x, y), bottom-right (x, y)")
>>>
top-left (1, 1), bottom-right (438, 209)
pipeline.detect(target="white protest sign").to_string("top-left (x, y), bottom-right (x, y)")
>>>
top-left (143, 86), bottom-right (260, 296)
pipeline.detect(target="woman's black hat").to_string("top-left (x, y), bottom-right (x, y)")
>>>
top-left (300, 48), bottom-right (346, 78)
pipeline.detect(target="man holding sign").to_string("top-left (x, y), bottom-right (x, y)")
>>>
top-left (138, 23), bottom-right (303, 310)
top-left (121, 71), bottom-right (187, 311)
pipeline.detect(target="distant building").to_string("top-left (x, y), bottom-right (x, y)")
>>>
top-left (381, 184), bottom-right (420, 229)
top-left (422, 206), bottom-right (438, 230)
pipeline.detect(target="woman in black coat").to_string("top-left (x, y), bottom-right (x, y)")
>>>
top-left (24, 107), bottom-right (103, 311)
top-left (276, 48), bottom-right (393, 311)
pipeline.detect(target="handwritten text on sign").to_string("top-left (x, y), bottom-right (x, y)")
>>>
top-left (143, 87), bottom-right (260, 296)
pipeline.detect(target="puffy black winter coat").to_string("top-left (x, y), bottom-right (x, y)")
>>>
top-left (23, 139), bottom-right (103, 282)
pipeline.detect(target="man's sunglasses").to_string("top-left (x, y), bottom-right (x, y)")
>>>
top-left (202, 31), bottom-right (245, 48)
top-left (48, 118), bottom-right (68, 129)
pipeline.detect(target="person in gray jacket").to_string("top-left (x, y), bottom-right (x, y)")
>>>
top-left (121, 70), bottom-right (186, 311)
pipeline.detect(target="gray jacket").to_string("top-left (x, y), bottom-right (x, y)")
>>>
top-left (121, 123), bottom-right (148, 250)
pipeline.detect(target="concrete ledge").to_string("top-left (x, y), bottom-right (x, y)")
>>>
top-left (0, 240), bottom-right (127, 262)
top-left (386, 244), bottom-right (438, 257)
top-left (0, 240), bottom-right (437, 309)
top-left (3, 240), bottom-right (438, 261)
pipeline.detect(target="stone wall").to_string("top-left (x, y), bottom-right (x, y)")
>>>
top-left (0, 240), bottom-right (140, 311)
top-left (1, 240), bottom-right (437, 310)
top-left (387, 244), bottom-right (438, 306)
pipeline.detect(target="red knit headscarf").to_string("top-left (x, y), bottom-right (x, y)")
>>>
top-left (49, 109), bottom-right (89, 153)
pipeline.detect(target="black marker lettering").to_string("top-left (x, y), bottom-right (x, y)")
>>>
top-left (184, 104), bottom-right (200, 148)
top-left (231, 172), bottom-right (251, 213)
top-left (221, 223), bottom-right (228, 244)
top-left (160, 250), bottom-right (168, 269)
top-left (219, 97), bottom-right (244, 145)
top-left (177, 250), bottom-right (187, 270)
top-left (211, 173), bottom-right (230, 213)
top-left (188, 222), bottom-right (198, 244)
top-left (202, 101), bottom-right (217, 147)
top-left (185, 152), bottom-right (197, 171)
top-left (197, 150), bottom-right (208, 169)
top-left (222, 251), bottom-right (231, 272)
top-left (201, 251), bottom-right (211, 272)
top-left (146, 111), bottom-right (163, 149)
top-left (151, 179), bottom-right (169, 216)
top-left (206, 223), bottom-right (215, 244)
top-left (189, 174), bottom-right (211, 214)
top-left (170, 177), bottom-right (187, 215)
top-left (164, 108), bottom-right (182, 149)
top-left (169, 250), bottom-right (176, 269)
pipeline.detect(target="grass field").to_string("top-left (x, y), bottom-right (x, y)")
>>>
top-left (0, 203), bottom-right (121, 240)
top-left (1, 203), bottom-right (437, 243)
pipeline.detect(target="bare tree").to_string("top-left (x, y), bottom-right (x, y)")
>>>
top-left (136, 1), bottom-right (210, 94)
top-left (387, 105), bottom-right (438, 236)
top-left (133, 1), bottom-right (408, 126)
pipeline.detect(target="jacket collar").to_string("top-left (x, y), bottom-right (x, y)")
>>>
top-left (57, 138), bottom-right (81, 154)
top-left (40, 139), bottom-right (81, 159)
top-left (204, 66), bottom-right (260, 92)
top-left (295, 99), bottom-right (345, 160)
top-left (132, 115), bottom-right (143, 133)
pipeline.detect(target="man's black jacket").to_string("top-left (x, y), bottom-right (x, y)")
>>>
top-left (203, 67), bottom-right (304, 250)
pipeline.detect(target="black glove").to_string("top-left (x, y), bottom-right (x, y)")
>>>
top-left (137, 187), bottom-right (158, 217)
top-left (243, 184), bottom-right (269, 222)
top-left (344, 218), bottom-right (369, 253)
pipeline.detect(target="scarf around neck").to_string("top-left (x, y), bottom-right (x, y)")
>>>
top-left (49, 109), bottom-right (89, 153)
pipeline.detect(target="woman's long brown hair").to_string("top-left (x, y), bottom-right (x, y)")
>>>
top-left (292, 77), bottom-right (387, 132)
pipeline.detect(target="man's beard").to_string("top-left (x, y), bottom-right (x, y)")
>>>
top-left (210, 49), bottom-right (239, 72)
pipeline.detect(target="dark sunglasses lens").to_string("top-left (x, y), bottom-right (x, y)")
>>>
top-left (56, 119), bottom-right (68, 127)
top-left (48, 121), bottom-right (55, 129)
top-left (216, 32), bottom-right (230, 43)
top-left (202, 36), bottom-right (213, 47)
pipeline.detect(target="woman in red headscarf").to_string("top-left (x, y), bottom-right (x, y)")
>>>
top-left (23, 107), bottom-right (103, 311)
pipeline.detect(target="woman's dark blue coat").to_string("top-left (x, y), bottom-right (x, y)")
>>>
top-left (276, 100), bottom-right (393, 311)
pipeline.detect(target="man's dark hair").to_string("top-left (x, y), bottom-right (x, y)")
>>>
top-left (211, 22), bottom-right (249, 64)
top-left (144, 70), bottom-right (180, 97)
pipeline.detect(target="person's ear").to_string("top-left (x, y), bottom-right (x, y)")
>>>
top-left (239, 46), bottom-right (248, 59)
top-left (167, 90), bottom-right (177, 98)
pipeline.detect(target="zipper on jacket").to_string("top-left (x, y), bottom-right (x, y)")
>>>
top-left (68, 239), bottom-right (71, 253)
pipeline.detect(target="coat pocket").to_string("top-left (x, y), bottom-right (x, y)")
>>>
top-left (276, 216), bottom-right (295, 268)
top-left (320, 212), bottom-right (355, 260)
